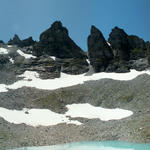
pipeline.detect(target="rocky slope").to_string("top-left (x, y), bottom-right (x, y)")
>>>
top-left (0, 21), bottom-right (150, 149)
top-left (1, 75), bottom-right (150, 149)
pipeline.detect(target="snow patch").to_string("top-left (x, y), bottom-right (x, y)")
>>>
top-left (107, 42), bottom-right (111, 46)
top-left (0, 103), bottom-right (133, 127)
top-left (0, 47), bottom-right (9, 54)
top-left (7, 45), bottom-right (12, 48)
top-left (9, 57), bottom-right (14, 64)
top-left (86, 59), bottom-right (90, 65)
top-left (0, 107), bottom-right (81, 126)
top-left (0, 69), bottom-right (149, 93)
top-left (66, 103), bottom-right (133, 121)
top-left (17, 49), bottom-right (36, 59)
top-left (50, 56), bottom-right (56, 60)
top-left (0, 84), bottom-right (8, 92)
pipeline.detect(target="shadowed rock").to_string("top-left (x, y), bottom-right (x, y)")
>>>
top-left (8, 34), bottom-right (21, 46)
top-left (88, 25), bottom-right (113, 72)
top-left (8, 35), bottom-right (35, 48)
top-left (128, 35), bottom-right (147, 59)
top-left (33, 21), bottom-right (86, 59)
top-left (33, 21), bottom-right (89, 74)
top-left (108, 27), bottom-right (130, 61)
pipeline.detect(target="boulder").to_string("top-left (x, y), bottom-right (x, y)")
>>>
top-left (88, 25), bottom-right (113, 72)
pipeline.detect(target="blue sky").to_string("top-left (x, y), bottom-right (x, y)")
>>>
top-left (0, 0), bottom-right (150, 51)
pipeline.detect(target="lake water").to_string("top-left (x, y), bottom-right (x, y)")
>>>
top-left (10, 141), bottom-right (150, 150)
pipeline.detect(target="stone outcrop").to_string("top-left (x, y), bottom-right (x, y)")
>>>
top-left (20, 55), bottom-right (61, 79)
top-left (108, 27), bottom-right (130, 61)
top-left (128, 35), bottom-right (147, 59)
top-left (8, 34), bottom-right (21, 46)
top-left (33, 21), bottom-right (89, 74)
top-left (88, 25), bottom-right (113, 72)
top-left (33, 21), bottom-right (86, 59)
top-left (20, 37), bottom-right (35, 48)
top-left (57, 58), bottom-right (89, 75)
top-left (8, 35), bottom-right (35, 48)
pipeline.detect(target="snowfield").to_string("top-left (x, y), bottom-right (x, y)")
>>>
top-left (0, 103), bottom-right (133, 127)
top-left (66, 103), bottom-right (133, 121)
top-left (0, 47), bottom-right (9, 54)
top-left (0, 69), bottom-right (150, 93)
top-left (17, 49), bottom-right (36, 59)
top-left (50, 56), bottom-right (56, 60)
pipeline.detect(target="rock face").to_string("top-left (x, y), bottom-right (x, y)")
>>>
top-left (33, 21), bottom-right (86, 59)
top-left (88, 26), bottom-right (114, 72)
top-left (20, 37), bottom-right (35, 48)
top-left (1, 21), bottom-right (150, 76)
top-left (128, 35), bottom-right (147, 59)
top-left (108, 27), bottom-right (130, 61)
top-left (20, 55), bottom-right (61, 79)
top-left (58, 58), bottom-right (89, 75)
top-left (33, 21), bottom-right (89, 74)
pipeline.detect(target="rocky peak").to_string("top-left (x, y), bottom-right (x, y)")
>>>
top-left (108, 26), bottom-right (130, 61)
top-left (88, 25), bottom-right (113, 72)
top-left (8, 35), bottom-right (35, 48)
top-left (33, 21), bottom-right (87, 59)
top-left (40, 21), bottom-right (68, 43)
top-left (91, 25), bottom-right (101, 34)
top-left (50, 21), bottom-right (67, 34)
top-left (8, 34), bottom-right (21, 45)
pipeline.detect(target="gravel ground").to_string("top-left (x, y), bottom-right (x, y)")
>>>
top-left (0, 74), bottom-right (150, 149)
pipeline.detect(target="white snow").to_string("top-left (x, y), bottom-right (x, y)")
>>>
top-left (86, 59), bottom-right (90, 65)
top-left (0, 84), bottom-right (8, 92)
top-left (0, 47), bottom-right (9, 54)
top-left (9, 58), bottom-right (14, 64)
top-left (50, 56), bottom-right (56, 60)
top-left (0, 107), bottom-right (81, 126)
top-left (0, 103), bottom-right (133, 127)
top-left (107, 42), bottom-right (111, 46)
top-left (17, 49), bottom-right (36, 59)
top-left (66, 103), bottom-right (133, 121)
top-left (7, 45), bottom-right (12, 48)
top-left (0, 69), bottom-right (150, 93)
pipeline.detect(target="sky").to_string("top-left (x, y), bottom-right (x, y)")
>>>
top-left (0, 0), bottom-right (150, 51)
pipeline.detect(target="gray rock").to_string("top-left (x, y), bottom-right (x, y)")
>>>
top-left (88, 25), bottom-right (113, 72)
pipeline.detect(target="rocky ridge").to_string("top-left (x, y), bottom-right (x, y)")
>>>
top-left (0, 21), bottom-right (150, 80)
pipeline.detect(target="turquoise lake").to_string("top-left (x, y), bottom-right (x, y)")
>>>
top-left (10, 141), bottom-right (150, 150)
